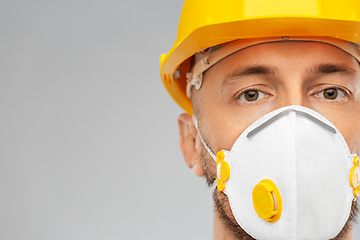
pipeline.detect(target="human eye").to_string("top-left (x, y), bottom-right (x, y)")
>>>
top-left (314, 88), bottom-right (347, 100)
top-left (238, 89), bottom-right (268, 102)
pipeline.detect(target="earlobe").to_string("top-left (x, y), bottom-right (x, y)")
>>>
top-left (178, 113), bottom-right (204, 177)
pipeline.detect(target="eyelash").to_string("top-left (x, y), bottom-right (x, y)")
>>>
top-left (236, 89), bottom-right (269, 102)
top-left (313, 87), bottom-right (348, 101)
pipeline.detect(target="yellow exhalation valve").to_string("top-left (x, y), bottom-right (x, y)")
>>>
top-left (252, 179), bottom-right (282, 223)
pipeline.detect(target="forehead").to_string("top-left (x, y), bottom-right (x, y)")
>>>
top-left (210, 41), bottom-right (359, 73)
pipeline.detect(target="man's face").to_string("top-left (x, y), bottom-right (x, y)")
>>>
top-left (195, 41), bottom-right (360, 155)
top-left (192, 41), bottom-right (360, 239)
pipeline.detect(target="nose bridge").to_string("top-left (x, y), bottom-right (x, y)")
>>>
top-left (278, 77), bottom-right (309, 108)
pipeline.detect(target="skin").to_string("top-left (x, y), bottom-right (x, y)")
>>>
top-left (178, 41), bottom-right (360, 240)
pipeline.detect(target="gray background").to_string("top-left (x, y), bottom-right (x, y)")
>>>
top-left (0, 1), bottom-right (358, 239)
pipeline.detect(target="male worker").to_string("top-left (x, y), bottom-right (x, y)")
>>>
top-left (160, 1), bottom-right (360, 239)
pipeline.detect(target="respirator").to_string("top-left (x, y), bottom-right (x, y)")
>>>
top-left (196, 105), bottom-right (359, 239)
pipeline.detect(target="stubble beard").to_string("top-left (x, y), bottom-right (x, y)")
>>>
top-left (199, 144), bottom-right (359, 240)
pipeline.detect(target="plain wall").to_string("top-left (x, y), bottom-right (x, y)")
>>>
top-left (0, 1), bottom-right (359, 239)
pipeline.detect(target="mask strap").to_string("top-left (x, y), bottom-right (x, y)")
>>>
top-left (192, 115), bottom-right (217, 161)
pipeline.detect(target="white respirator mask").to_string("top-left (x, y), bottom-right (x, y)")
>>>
top-left (195, 105), bottom-right (359, 240)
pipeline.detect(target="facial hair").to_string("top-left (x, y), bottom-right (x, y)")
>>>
top-left (199, 143), bottom-right (359, 240)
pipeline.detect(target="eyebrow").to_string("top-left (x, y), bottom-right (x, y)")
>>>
top-left (221, 63), bottom-right (357, 90)
top-left (308, 63), bottom-right (356, 76)
top-left (221, 65), bottom-right (276, 90)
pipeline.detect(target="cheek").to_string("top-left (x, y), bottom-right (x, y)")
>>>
top-left (315, 104), bottom-right (360, 154)
top-left (331, 116), bottom-right (360, 155)
top-left (202, 116), bottom-right (252, 153)
top-left (200, 104), bottom-right (273, 153)
top-left (201, 117), bottom-right (242, 152)
top-left (342, 126), bottom-right (360, 154)
top-left (203, 107), bottom-right (273, 152)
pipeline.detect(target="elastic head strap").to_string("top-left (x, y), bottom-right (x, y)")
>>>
top-left (192, 115), bottom-right (218, 188)
top-left (192, 115), bottom-right (217, 161)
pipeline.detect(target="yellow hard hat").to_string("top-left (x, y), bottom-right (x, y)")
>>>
top-left (160, 0), bottom-right (360, 114)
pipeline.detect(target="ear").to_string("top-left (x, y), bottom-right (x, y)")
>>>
top-left (178, 113), bottom-right (204, 177)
